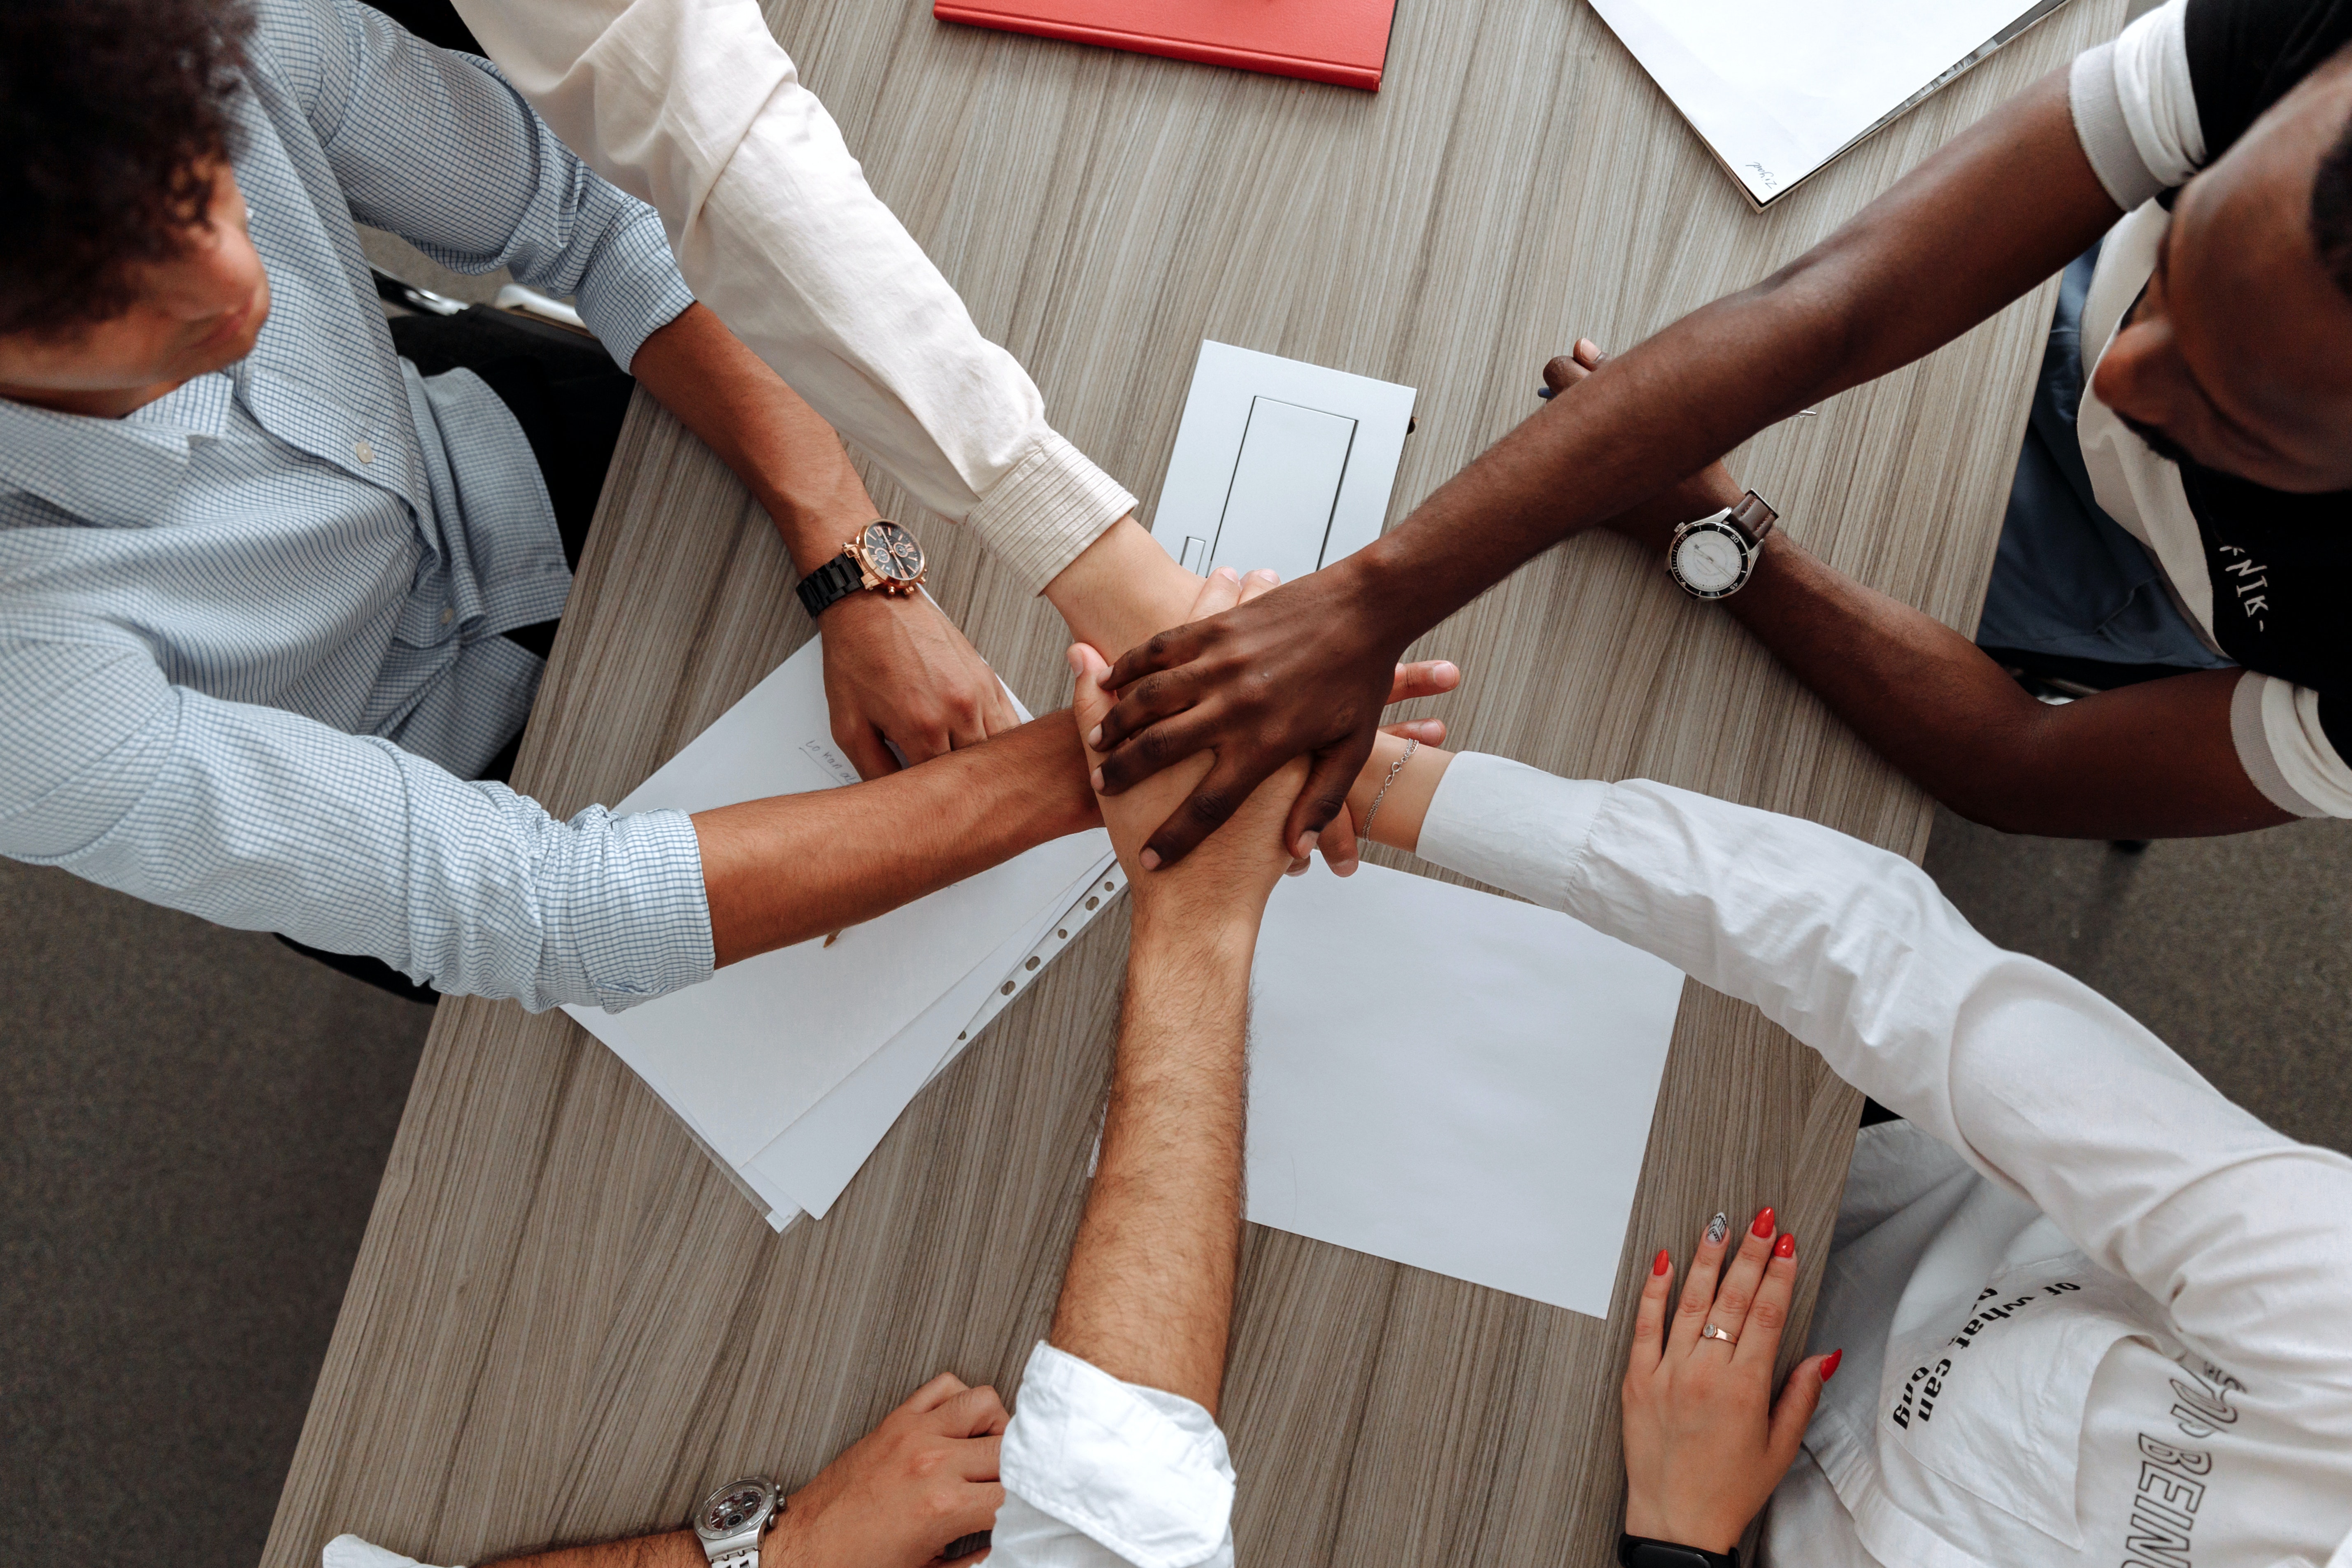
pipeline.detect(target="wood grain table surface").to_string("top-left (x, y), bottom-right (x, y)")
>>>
top-left (265, 0), bottom-right (2121, 1563)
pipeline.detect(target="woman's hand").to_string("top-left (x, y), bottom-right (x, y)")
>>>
top-left (1621, 1206), bottom-right (1841, 1554)
top-left (1542, 340), bottom-right (1745, 554)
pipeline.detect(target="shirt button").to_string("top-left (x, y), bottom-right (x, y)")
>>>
top-left (439, 607), bottom-right (454, 626)
top-left (354, 439), bottom-right (375, 465)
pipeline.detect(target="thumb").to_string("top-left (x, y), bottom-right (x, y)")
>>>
top-left (1766, 1351), bottom-right (1837, 1469)
top-left (1066, 642), bottom-right (1114, 753)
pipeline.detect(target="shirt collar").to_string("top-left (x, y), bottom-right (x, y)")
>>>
top-left (0, 370), bottom-right (239, 528)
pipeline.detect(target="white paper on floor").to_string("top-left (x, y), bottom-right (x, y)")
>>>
top-left (561, 637), bottom-right (1113, 1216)
top-left (1245, 861), bottom-right (1686, 1319)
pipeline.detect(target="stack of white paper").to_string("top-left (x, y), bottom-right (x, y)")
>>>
top-left (1591, 0), bottom-right (2074, 207)
top-left (562, 639), bottom-right (1117, 1232)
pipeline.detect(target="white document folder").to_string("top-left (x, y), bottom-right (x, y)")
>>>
top-left (1591, 0), bottom-right (2076, 207)
top-left (561, 638), bottom-right (1114, 1219)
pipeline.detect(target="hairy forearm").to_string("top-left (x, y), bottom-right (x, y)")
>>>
top-left (1049, 920), bottom-right (1254, 1412)
top-left (696, 712), bottom-right (1099, 965)
top-left (1729, 535), bottom-right (2287, 838)
top-left (1343, 68), bottom-right (2116, 651)
top-left (630, 303), bottom-right (879, 574)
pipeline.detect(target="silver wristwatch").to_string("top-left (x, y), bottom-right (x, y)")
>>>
top-left (1666, 489), bottom-right (1778, 600)
top-left (691, 1476), bottom-right (781, 1568)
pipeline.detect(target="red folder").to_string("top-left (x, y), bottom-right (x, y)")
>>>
top-left (934, 0), bottom-right (1399, 91)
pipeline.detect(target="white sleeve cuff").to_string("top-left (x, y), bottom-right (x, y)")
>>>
top-left (964, 432), bottom-right (1138, 595)
top-left (322, 1535), bottom-right (454, 1568)
top-left (2071, 0), bottom-right (2201, 212)
top-left (999, 1342), bottom-right (1235, 1568)
top-left (2231, 671), bottom-right (2352, 817)
top-left (1412, 751), bottom-right (1609, 909)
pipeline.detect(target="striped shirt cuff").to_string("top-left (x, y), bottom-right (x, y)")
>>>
top-left (572, 203), bottom-right (699, 373)
top-left (964, 431), bottom-right (1139, 595)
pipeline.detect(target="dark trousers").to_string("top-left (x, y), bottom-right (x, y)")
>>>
top-left (277, 305), bottom-right (635, 1004)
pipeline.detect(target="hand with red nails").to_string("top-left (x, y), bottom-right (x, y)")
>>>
top-left (1621, 1206), bottom-right (1841, 1554)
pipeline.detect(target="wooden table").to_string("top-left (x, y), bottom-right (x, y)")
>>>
top-left (265, 1), bottom-right (2119, 1562)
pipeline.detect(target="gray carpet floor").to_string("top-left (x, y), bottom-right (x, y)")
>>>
top-left (5, 807), bottom-right (2345, 1568)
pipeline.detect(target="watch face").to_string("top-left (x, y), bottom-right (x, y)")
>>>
top-left (699, 1480), bottom-right (770, 1537)
top-left (1673, 521), bottom-right (1747, 595)
top-left (859, 520), bottom-right (925, 583)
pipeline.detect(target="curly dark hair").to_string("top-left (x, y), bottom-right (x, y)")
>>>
top-left (0, 0), bottom-right (258, 338)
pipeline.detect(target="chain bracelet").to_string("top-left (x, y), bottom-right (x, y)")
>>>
top-left (1359, 738), bottom-right (1417, 840)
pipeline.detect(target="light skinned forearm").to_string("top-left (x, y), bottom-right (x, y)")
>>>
top-left (628, 302), bottom-right (881, 576)
top-left (478, 1528), bottom-right (703, 1568)
top-left (1722, 533), bottom-right (2287, 838)
top-left (1336, 69), bottom-right (2118, 653)
top-left (1042, 517), bottom-right (1207, 667)
top-left (696, 712), bottom-right (1098, 966)
top-left (1047, 914), bottom-right (1256, 1413)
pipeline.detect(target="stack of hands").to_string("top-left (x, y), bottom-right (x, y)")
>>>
top-left (744, 566), bottom-right (1833, 1568)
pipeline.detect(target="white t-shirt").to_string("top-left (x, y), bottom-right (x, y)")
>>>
top-left (2068, 0), bottom-right (2352, 817)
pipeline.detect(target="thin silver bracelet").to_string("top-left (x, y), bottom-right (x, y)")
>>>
top-left (1359, 739), bottom-right (1417, 839)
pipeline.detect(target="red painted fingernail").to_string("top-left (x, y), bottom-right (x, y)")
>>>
top-left (1774, 1232), bottom-right (1796, 1259)
top-left (1751, 1206), bottom-right (1776, 1238)
top-left (1821, 1349), bottom-right (1843, 1382)
top-left (1652, 1248), bottom-right (1671, 1276)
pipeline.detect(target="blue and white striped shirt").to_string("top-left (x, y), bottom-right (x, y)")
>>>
top-left (0, 0), bottom-right (710, 1010)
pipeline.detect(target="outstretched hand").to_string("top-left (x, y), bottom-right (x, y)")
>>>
top-left (1621, 1207), bottom-right (1839, 1554)
top-left (1072, 568), bottom-right (1307, 921)
top-left (1086, 570), bottom-right (1456, 871)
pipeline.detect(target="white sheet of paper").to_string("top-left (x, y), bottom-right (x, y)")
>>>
top-left (1245, 862), bottom-right (1686, 1319)
top-left (1151, 342), bottom-right (1414, 578)
top-left (1590, 0), bottom-right (2060, 203)
top-left (561, 640), bottom-right (1109, 1167)
top-left (744, 848), bottom-right (1117, 1218)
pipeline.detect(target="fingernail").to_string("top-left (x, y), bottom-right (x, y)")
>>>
top-left (1089, 767), bottom-right (1104, 792)
top-left (1297, 830), bottom-right (1318, 858)
top-left (1285, 860), bottom-right (1309, 877)
top-left (1752, 1206), bottom-right (1776, 1238)
top-left (1774, 1232), bottom-right (1796, 1259)
top-left (1652, 1248), bottom-right (1671, 1277)
top-left (1140, 848), bottom-right (1161, 871)
top-left (1705, 1212), bottom-right (1728, 1245)
top-left (1065, 646), bottom-right (1082, 675)
top-left (1094, 667), bottom-right (1114, 689)
top-left (1821, 1349), bottom-right (1844, 1382)
top-left (1576, 337), bottom-right (1596, 356)
top-left (1536, 385), bottom-right (1554, 400)
top-left (1435, 661), bottom-right (1459, 679)
top-left (1086, 725), bottom-right (1103, 748)
top-left (1333, 856), bottom-right (1358, 878)
top-left (1215, 566), bottom-right (1239, 581)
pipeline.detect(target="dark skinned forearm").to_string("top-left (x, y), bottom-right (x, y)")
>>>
top-left (1727, 533), bottom-right (2290, 838)
top-left (1345, 69), bottom-right (2122, 645)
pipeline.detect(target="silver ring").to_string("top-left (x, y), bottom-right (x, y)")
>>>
top-left (1701, 1323), bottom-right (1736, 1345)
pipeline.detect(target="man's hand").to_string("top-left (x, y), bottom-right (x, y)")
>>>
top-left (1086, 564), bottom-right (1454, 872)
top-left (767, 1373), bottom-right (1007, 1568)
top-left (818, 591), bottom-right (1021, 779)
top-left (1073, 568), bottom-right (1312, 924)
